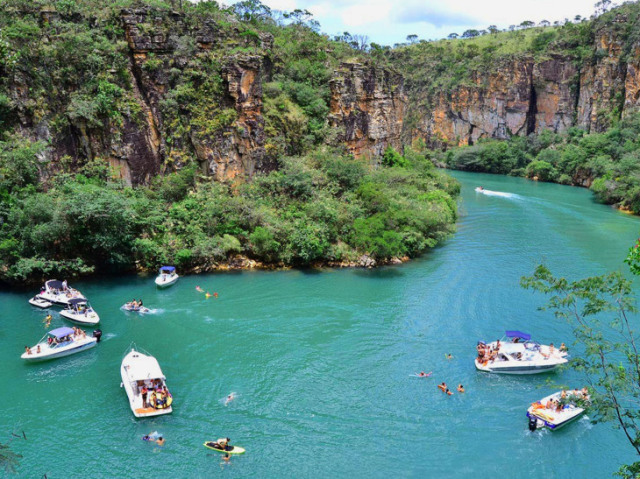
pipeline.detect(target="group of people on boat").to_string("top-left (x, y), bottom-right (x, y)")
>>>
top-left (476, 341), bottom-right (500, 363)
top-left (127, 299), bottom-right (144, 309)
top-left (532, 388), bottom-right (590, 413)
top-left (138, 379), bottom-right (172, 409)
top-left (24, 345), bottom-right (41, 355)
top-left (42, 280), bottom-right (82, 299)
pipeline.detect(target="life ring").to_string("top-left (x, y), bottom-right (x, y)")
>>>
top-left (150, 391), bottom-right (173, 409)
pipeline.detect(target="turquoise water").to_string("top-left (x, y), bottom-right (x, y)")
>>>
top-left (2, 171), bottom-right (640, 477)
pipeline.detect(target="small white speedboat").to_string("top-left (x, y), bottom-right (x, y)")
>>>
top-left (21, 327), bottom-right (101, 362)
top-left (121, 347), bottom-right (173, 417)
top-left (60, 298), bottom-right (100, 325)
top-left (35, 279), bottom-right (86, 307)
top-left (121, 303), bottom-right (151, 314)
top-left (475, 331), bottom-right (568, 375)
top-left (28, 296), bottom-right (52, 308)
top-left (155, 266), bottom-right (178, 288)
top-left (527, 390), bottom-right (589, 431)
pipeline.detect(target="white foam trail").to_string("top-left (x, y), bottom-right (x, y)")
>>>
top-left (475, 188), bottom-right (520, 199)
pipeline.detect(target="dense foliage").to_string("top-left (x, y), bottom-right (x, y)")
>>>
top-left (0, 139), bottom-right (458, 283)
top-left (443, 113), bottom-right (640, 213)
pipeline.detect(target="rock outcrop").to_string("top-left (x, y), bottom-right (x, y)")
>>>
top-left (328, 62), bottom-right (406, 158)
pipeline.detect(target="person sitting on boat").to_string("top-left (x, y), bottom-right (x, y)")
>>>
top-left (36, 345), bottom-right (41, 354)
top-left (138, 299), bottom-right (143, 307)
top-left (24, 346), bottom-right (32, 355)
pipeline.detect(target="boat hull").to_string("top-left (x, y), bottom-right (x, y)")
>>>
top-left (475, 360), bottom-right (563, 374)
top-left (155, 274), bottom-right (178, 288)
top-left (29, 297), bottom-right (52, 308)
top-left (121, 350), bottom-right (173, 418)
top-left (22, 339), bottom-right (97, 362)
top-left (60, 310), bottom-right (100, 325)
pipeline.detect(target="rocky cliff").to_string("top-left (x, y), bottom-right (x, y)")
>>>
top-left (328, 62), bottom-right (406, 158)
top-left (400, 11), bottom-right (640, 148)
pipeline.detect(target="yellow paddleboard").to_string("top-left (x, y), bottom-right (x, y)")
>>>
top-left (204, 442), bottom-right (245, 454)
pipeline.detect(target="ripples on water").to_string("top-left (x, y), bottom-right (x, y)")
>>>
top-left (2, 171), bottom-right (640, 477)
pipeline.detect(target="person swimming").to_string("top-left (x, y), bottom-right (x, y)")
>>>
top-left (438, 382), bottom-right (447, 391)
top-left (225, 393), bottom-right (235, 405)
top-left (418, 371), bottom-right (432, 377)
top-left (457, 384), bottom-right (465, 393)
top-left (196, 286), bottom-right (204, 293)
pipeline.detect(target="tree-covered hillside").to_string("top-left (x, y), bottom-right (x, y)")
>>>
top-left (0, 0), bottom-right (459, 284)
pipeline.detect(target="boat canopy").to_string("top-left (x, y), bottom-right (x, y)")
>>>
top-left (46, 280), bottom-right (63, 289)
top-left (125, 354), bottom-right (165, 381)
top-left (68, 298), bottom-right (87, 306)
top-left (49, 327), bottom-right (75, 339)
top-left (506, 330), bottom-right (531, 341)
top-left (160, 266), bottom-right (175, 273)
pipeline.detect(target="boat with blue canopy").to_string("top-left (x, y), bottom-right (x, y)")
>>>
top-left (21, 326), bottom-right (101, 362)
top-left (155, 266), bottom-right (179, 288)
top-left (475, 331), bottom-right (568, 374)
top-left (60, 298), bottom-right (100, 325)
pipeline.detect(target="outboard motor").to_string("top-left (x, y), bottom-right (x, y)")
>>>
top-left (528, 416), bottom-right (538, 431)
top-left (93, 329), bottom-right (102, 343)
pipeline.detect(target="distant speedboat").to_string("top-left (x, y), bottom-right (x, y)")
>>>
top-left (527, 390), bottom-right (589, 431)
top-left (21, 327), bottom-right (101, 362)
top-left (121, 303), bottom-right (151, 314)
top-left (28, 296), bottom-right (52, 309)
top-left (35, 279), bottom-right (86, 307)
top-left (121, 347), bottom-right (173, 417)
top-left (155, 266), bottom-right (179, 288)
top-left (60, 298), bottom-right (100, 326)
top-left (475, 331), bottom-right (568, 374)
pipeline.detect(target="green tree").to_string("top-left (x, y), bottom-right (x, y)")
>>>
top-left (521, 255), bottom-right (640, 477)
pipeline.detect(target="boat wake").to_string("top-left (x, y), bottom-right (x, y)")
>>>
top-left (475, 187), bottom-right (520, 199)
top-left (102, 332), bottom-right (117, 341)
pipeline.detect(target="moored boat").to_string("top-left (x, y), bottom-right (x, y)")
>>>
top-left (35, 279), bottom-right (86, 307)
top-left (475, 331), bottom-right (568, 375)
top-left (155, 266), bottom-right (178, 288)
top-left (28, 296), bottom-right (52, 309)
top-left (121, 347), bottom-right (173, 417)
top-left (527, 390), bottom-right (589, 431)
top-left (21, 326), bottom-right (101, 362)
top-left (60, 298), bottom-right (100, 325)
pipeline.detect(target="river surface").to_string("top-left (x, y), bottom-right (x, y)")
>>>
top-left (2, 171), bottom-right (640, 478)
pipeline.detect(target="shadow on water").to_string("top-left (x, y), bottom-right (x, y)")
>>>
top-left (352, 265), bottom-right (406, 279)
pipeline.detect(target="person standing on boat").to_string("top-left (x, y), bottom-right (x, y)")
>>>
top-left (141, 385), bottom-right (149, 408)
top-left (62, 279), bottom-right (68, 291)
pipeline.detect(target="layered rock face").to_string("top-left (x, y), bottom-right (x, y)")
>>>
top-left (409, 14), bottom-right (640, 147)
top-left (120, 8), bottom-right (273, 183)
top-left (328, 62), bottom-right (406, 158)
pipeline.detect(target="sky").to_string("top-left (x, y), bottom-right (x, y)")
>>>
top-left (225, 0), bottom-right (600, 45)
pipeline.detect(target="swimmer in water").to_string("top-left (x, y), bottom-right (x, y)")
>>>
top-left (214, 292), bottom-right (219, 298)
top-left (457, 384), bottom-right (465, 393)
top-left (446, 354), bottom-right (453, 360)
top-left (438, 382), bottom-right (447, 391)
top-left (196, 286), bottom-right (204, 293)
top-left (223, 453), bottom-right (231, 462)
top-left (418, 371), bottom-right (432, 377)
top-left (225, 393), bottom-right (235, 405)
top-left (445, 388), bottom-right (453, 396)
top-left (205, 292), bottom-right (212, 299)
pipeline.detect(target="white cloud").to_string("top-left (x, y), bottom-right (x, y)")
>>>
top-left (227, 0), bottom-right (598, 44)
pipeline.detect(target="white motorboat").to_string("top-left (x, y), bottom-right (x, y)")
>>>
top-left (527, 390), bottom-right (589, 431)
top-left (155, 266), bottom-right (179, 288)
top-left (121, 347), bottom-right (173, 417)
top-left (60, 298), bottom-right (100, 325)
top-left (121, 303), bottom-right (151, 314)
top-left (28, 296), bottom-right (52, 308)
top-left (475, 331), bottom-right (568, 375)
top-left (21, 327), bottom-right (101, 362)
top-left (35, 279), bottom-right (86, 307)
